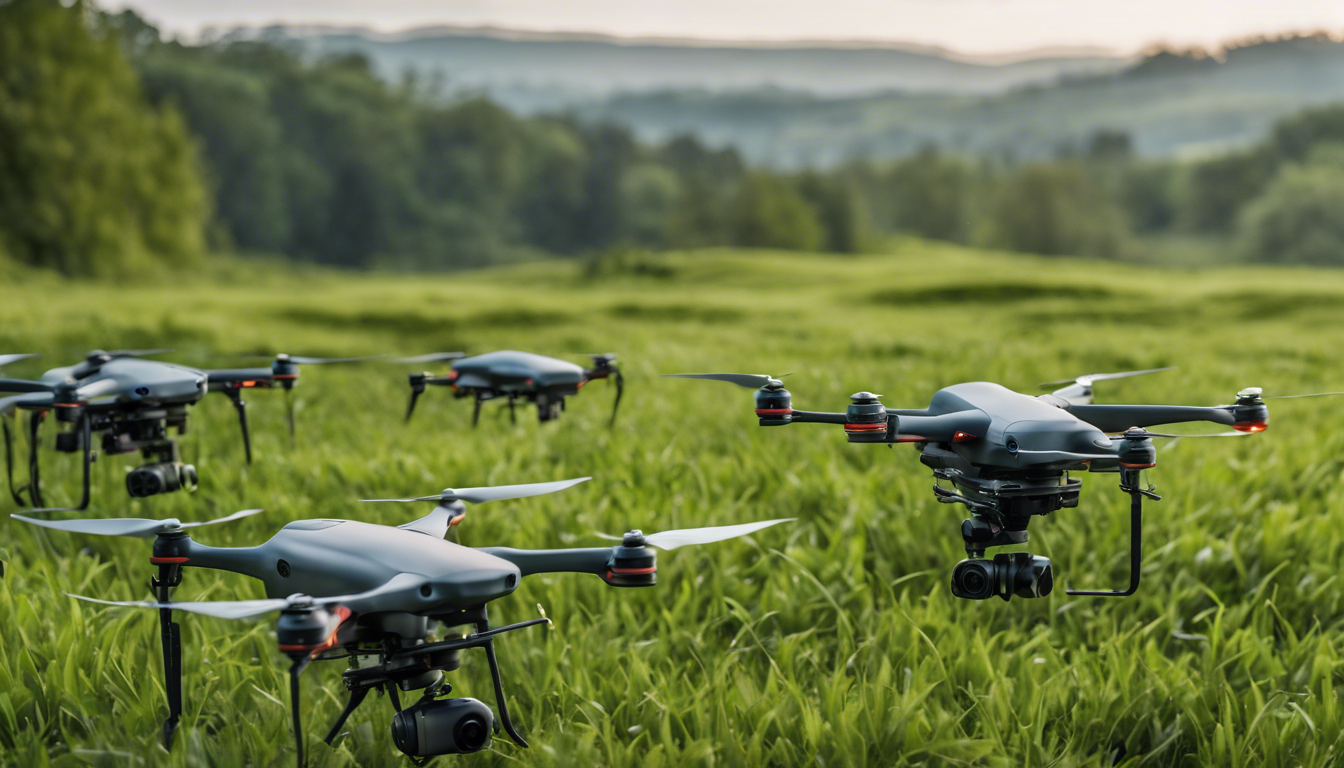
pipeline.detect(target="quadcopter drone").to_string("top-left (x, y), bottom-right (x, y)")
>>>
top-left (13, 477), bottom-right (787, 764)
top-left (403, 351), bottom-right (623, 426)
top-left (0, 350), bottom-right (369, 509)
top-left (669, 366), bottom-right (1274, 601)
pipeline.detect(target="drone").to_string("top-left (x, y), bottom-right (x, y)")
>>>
top-left (0, 350), bottom-right (370, 509)
top-left (13, 477), bottom-right (787, 764)
top-left (403, 351), bottom-right (623, 426)
top-left (669, 366), bottom-right (1276, 601)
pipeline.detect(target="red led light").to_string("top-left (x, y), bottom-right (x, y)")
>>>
top-left (844, 423), bottom-right (886, 432)
top-left (1233, 422), bottom-right (1268, 433)
top-left (755, 408), bottom-right (792, 416)
top-left (952, 431), bottom-right (977, 443)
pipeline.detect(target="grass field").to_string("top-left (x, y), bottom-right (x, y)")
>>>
top-left (3, 240), bottom-right (1344, 767)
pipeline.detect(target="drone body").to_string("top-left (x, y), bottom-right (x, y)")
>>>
top-left (405, 350), bottom-right (623, 425)
top-left (14, 477), bottom-right (788, 764)
top-left (669, 368), bottom-right (1269, 601)
top-left (0, 350), bottom-right (362, 508)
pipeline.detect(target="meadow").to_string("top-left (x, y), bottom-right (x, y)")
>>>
top-left (2, 240), bottom-right (1344, 767)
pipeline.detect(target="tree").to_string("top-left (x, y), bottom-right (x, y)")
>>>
top-left (982, 163), bottom-right (1128, 259)
top-left (1239, 146), bottom-right (1344, 265)
top-left (0, 0), bottom-right (208, 277)
top-left (728, 174), bottom-right (824, 252)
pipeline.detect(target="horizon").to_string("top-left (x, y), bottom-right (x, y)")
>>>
top-left (106, 0), bottom-right (1344, 58)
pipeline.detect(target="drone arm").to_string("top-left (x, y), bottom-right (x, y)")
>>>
top-left (1065, 404), bottom-right (1235, 432)
top-left (788, 410), bottom-right (848, 424)
top-left (478, 547), bottom-right (611, 577)
top-left (894, 411), bottom-right (991, 442)
top-left (167, 540), bottom-right (272, 581)
top-left (205, 368), bottom-right (275, 391)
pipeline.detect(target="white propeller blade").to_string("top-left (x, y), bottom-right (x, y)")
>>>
top-left (363, 477), bottom-right (590, 504)
top-left (0, 354), bottom-right (39, 368)
top-left (664, 373), bottom-right (780, 389)
top-left (11, 508), bottom-right (263, 538)
top-left (67, 594), bottom-right (292, 619)
top-left (66, 573), bottom-right (427, 620)
top-left (595, 518), bottom-right (794, 549)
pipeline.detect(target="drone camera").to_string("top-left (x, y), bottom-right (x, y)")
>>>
top-left (951, 553), bottom-right (1053, 602)
top-left (754, 386), bottom-right (792, 425)
top-left (126, 462), bottom-right (197, 498)
top-left (391, 696), bottom-right (493, 757)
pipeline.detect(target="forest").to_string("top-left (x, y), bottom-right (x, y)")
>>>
top-left (3, 0), bottom-right (1344, 277)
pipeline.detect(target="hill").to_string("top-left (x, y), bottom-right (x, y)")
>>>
top-left (271, 28), bottom-right (1344, 166)
top-left (258, 25), bottom-right (1125, 112)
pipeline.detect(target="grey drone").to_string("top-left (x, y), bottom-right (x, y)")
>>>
top-left (669, 366), bottom-right (1275, 601)
top-left (0, 350), bottom-right (371, 509)
top-left (13, 477), bottom-right (788, 764)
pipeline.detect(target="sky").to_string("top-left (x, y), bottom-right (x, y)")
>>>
top-left (107, 0), bottom-right (1344, 56)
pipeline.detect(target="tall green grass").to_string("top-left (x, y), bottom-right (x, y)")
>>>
top-left (2, 241), bottom-right (1344, 766)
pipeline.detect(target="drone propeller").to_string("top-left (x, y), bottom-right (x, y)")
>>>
top-left (593, 518), bottom-right (794, 549)
top-left (66, 572), bottom-right (422, 620)
top-left (395, 351), bottom-right (467, 364)
top-left (11, 508), bottom-right (263, 538)
top-left (1264, 391), bottom-right (1344, 399)
top-left (0, 376), bottom-right (121, 406)
top-left (0, 354), bottom-right (39, 368)
top-left (365, 477), bottom-right (590, 538)
top-left (241, 353), bottom-right (383, 365)
top-left (1038, 366), bottom-right (1177, 389)
top-left (363, 477), bottom-right (591, 505)
top-left (663, 372), bottom-right (789, 389)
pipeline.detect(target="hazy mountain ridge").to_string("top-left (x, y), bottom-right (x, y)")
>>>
top-left (258, 26), bottom-right (1344, 166)
top-left (260, 25), bottom-right (1125, 112)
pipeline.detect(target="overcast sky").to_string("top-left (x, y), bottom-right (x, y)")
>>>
top-left (107, 0), bottom-right (1344, 56)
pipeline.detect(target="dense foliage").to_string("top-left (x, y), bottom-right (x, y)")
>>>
top-left (0, 0), bottom-right (208, 278)
top-left (4, 2), bottom-right (1344, 275)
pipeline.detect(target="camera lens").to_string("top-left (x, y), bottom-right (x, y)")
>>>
top-left (126, 465), bottom-right (168, 497)
top-left (950, 559), bottom-right (996, 600)
top-left (455, 715), bottom-right (489, 752)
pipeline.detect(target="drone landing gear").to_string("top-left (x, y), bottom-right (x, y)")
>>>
top-left (23, 409), bottom-right (93, 511)
top-left (1065, 470), bottom-right (1158, 598)
top-left (151, 557), bottom-right (185, 749)
top-left (222, 388), bottom-right (253, 464)
top-left (325, 606), bottom-right (545, 760)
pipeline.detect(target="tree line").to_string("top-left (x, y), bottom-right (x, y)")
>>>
top-left (2, 0), bottom-right (1343, 277)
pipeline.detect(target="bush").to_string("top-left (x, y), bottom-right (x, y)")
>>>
top-left (1239, 147), bottom-right (1344, 265)
top-left (982, 163), bottom-right (1129, 258)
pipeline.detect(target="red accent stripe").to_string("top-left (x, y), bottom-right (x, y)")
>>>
top-left (755, 408), bottom-right (792, 416)
top-left (150, 556), bottom-right (189, 565)
top-left (611, 566), bottom-right (657, 575)
top-left (893, 435), bottom-right (930, 443)
top-left (273, 374), bottom-right (299, 380)
top-left (844, 423), bottom-right (886, 432)
top-left (279, 605), bottom-right (353, 657)
top-left (1119, 462), bottom-right (1156, 469)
